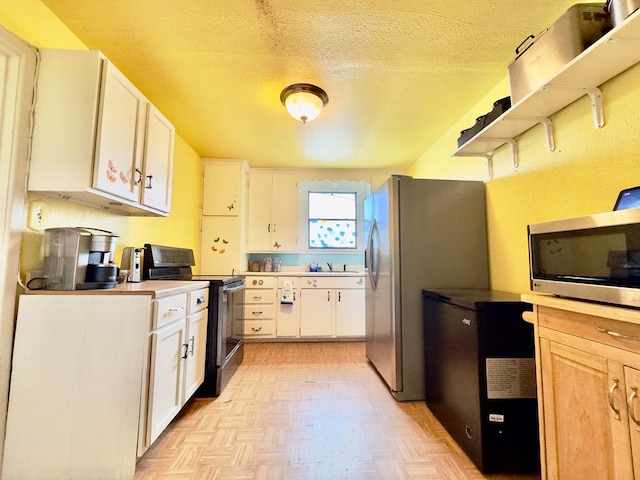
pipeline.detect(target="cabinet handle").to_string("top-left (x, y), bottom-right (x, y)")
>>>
top-left (597, 327), bottom-right (640, 342)
top-left (252, 311), bottom-right (263, 316)
top-left (145, 174), bottom-right (153, 189)
top-left (273, 223), bottom-right (277, 233)
top-left (181, 343), bottom-right (189, 359)
top-left (609, 377), bottom-right (622, 420)
top-left (134, 168), bottom-right (143, 186)
top-left (462, 318), bottom-right (472, 326)
top-left (169, 306), bottom-right (185, 314)
top-left (327, 291), bottom-right (331, 301)
top-left (267, 223), bottom-right (271, 233)
top-left (251, 326), bottom-right (263, 332)
top-left (188, 336), bottom-right (195, 356)
top-left (628, 386), bottom-right (640, 428)
top-left (196, 296), bottom-right (206, 304)
top-left (253, 296), bottom-right (262, 301)
top-left (338, 291), bottom-right (341, 302)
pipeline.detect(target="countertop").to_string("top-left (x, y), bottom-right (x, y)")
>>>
top-left (243, 270), bottom-right (365, 277)
top-left (22, 280), bottom-right (210, 299)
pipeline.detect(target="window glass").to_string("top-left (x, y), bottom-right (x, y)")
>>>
top-left (308, 192), bottom-right (357, 249)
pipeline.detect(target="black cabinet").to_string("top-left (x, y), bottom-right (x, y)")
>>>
top-left (421, 289), bottom-right (539, 473)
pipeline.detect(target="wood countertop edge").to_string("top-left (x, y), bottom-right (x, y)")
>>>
top-left (21, 280), bottom-right (210, 299)
top-left (521, 292), bottom-right (640, 325)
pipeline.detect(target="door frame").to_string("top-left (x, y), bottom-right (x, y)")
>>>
top-left (0, 25), bottom-right (37, 467)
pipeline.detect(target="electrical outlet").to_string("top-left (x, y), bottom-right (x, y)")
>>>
top-left (28, 201), bottom-right (48, 231)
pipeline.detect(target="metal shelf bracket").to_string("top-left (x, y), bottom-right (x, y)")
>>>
top-left (503, 116), bottom-right (555, 152)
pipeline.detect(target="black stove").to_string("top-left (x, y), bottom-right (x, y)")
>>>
top-left (143, 244), bottom-right (245, 397)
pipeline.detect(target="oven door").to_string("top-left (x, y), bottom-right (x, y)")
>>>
top-left (218, 280), bottom-right (245, 366)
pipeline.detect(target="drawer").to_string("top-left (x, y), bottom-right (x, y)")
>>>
top-left (242, 304), bottom-right (275, 320)
top-left (246, 276), bottom-right (276, 289)
top-left (187, 288), bottom-right (209, 314)
top-left (242, 319), bottom-right (275, 336)
top-left (153, 293), bottom-right (188, 329)
top-left (301, 275), bottom-right (365, 289)
top-left (277, 277), bottom-right (299, 289)
top-left (243, 288), bottom-right (276, 304)
top-left (539, 305), bottom-right (640, 354)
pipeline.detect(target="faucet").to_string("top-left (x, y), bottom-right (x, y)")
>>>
top-left (326, 262), bottom-right (333, 272)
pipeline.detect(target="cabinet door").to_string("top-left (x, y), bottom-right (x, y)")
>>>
top-left (247, 172), bottom-right (273, 251)
top-left (147, 318), bottom-right (187, 446)
top-left (183, 311), bottom-right (208, 401)
top-left (277, 288), bottom-right (300, 337)
top-left (625, 366), bottom-right (640, 478)
top-left (335, 288), bottom-right (365, 336)
top-left (271, 173), bottom-right (298, 251)
top-left (200, 216), bottom-right (241, 275)
top-left (93, 61), bottom-right (144, 202)
top-left (540, 339), bottom-right (634, 480)
top-left (141, 104), bottom-right (174, 213)
top-left (203, 163), bottom-right (242, 216)
top-left (300, 289), bottom-right (333, 337)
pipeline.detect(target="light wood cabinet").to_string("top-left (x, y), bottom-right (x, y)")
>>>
top-left (523, 294), bottom-right (640, 480)
top-left (200, 159), bottom-right (248, 274)
top-left (247, 171), bottom-right (298, 251)
top-left (29, 49), bottom-right (175, 216)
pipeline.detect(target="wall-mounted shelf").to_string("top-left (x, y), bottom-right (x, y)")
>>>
top-left (452, 9), bottom-right (640, 177)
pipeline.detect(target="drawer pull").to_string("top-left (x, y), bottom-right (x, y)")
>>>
top-left (181, 343), bottom-right (189, 359)
top-left (252, 296), bottom-right (262, 301)
top-left (196, 296), bottom-right (206, 304)
top-left (462, 318), bottom-right (472, 326)
top-left (597, 327), bottom-right (640, 342)
top-left (188, 336), bottom-right (195, 356)
top-left (609, 377), bottom-right (621, 420)
top-left (628, 386), bottom-right (640, 428)
top-left (251, 326), bottom-right (263, 332)
top-left (252, 311), bottom-right (263, 316)
top-left (169, 306), bottom-right (185, 313)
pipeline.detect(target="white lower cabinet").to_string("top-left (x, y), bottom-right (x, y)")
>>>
top-left (277, 277), bottom-right (301, 337)
top-left (237, 276), bottom-right (277, 339)
top-left (143, 287), bottom-right (209, 450)
top-left (3, 295), bottom-right (150, 480)
top-left (300, 275), bottom-right (366, 338)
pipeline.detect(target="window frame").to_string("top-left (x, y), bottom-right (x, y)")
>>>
top-left (297, 179), bottom-right (369, 252)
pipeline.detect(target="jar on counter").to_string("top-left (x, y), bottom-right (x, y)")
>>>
top-left (263, 257), bottom-right (272, 272)
top-left (273, 257), bottom-right (281, 272)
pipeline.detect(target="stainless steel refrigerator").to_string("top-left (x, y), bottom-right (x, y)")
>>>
top-left (364, 175), bottom-right (489, 401)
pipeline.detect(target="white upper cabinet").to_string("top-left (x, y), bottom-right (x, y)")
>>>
top-left (29, 49), bottom-right (174, 216)
top-left (202, 162), bottom-right (244, 216)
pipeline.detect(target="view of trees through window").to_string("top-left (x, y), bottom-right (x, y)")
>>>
top-left (308, 191), bottom-right (357, 249)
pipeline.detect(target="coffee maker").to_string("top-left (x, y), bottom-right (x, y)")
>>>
top-left (43, 227), bottom-right (120, 290)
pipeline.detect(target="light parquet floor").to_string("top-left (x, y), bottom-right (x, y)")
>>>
top-left (134, 342), bottom-right (541, 480)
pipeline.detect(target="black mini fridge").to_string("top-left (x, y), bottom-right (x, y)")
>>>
top-left (421, 289), bottom-right (540, 473)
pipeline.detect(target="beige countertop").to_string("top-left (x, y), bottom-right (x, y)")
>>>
top-left (22, 280), bottom-right (210, 299)
top-left (243, 270), bottom-right (365, 277)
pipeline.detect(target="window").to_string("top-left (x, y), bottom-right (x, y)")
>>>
top-left (298, 179), bottom-right (370, 251)
top-left (308, 191), bottom-right (357, 249)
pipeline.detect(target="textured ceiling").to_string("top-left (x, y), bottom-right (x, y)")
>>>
top-left (42, 0), bottom-right (593, 169)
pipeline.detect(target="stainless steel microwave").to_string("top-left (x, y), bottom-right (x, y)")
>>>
top-left (528, 208), bottom-right (640, 307)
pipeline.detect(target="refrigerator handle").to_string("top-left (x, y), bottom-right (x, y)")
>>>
top-left (367, 218), bottom-right (378, 290)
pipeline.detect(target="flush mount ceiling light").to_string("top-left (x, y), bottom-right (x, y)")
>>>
top-left (280, 83), bottom-right (329, 123)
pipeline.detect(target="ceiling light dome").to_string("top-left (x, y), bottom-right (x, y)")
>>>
top-left (280, 83), bottom-right (329, 123)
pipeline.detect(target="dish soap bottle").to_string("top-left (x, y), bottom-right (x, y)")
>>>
top-left (310, 255), bottom-right (318, 272)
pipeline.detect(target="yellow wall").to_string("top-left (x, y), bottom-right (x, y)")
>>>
top-left (1, 0), bottom-right (203, 274)
top-left (410, 61), bottom-right (640, 295)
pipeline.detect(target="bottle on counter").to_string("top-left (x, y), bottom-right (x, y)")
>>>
top-left (263, 257), bottom-right (272, 272)
top-left (273, 257), bottom-right (281, 272)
